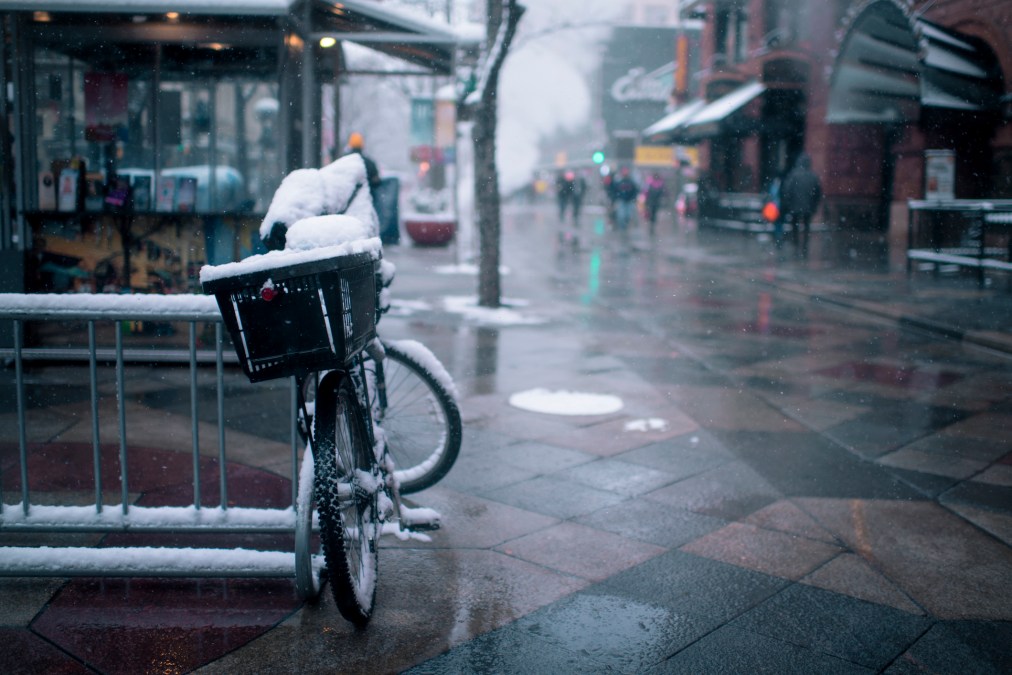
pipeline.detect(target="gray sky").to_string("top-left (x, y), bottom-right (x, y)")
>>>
top-left (496, 0), bottom-right (627, 191)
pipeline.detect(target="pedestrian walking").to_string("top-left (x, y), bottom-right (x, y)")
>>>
top-left (643, 172), bottom-right (665, 235)
top-left (612, 167), bottom-right (639, 233)
top-left (781, 154), bottom-right (822, 255)
top-left (571, 171), bottom-right (587, 223)
top-left (345, 132), bottom-right (380, 188)
top-left (764, 172), bottom-right (786, 247)
top-left (556, 170), bottom-right (576, 222)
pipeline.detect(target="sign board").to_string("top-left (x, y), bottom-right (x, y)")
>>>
top-left (925, 149), bottom-right (955, 200)
top-left (635, 145), bottom-right (675, 167)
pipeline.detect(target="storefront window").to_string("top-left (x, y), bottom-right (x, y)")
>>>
top-left (31, 45), bottom-right (281, 215)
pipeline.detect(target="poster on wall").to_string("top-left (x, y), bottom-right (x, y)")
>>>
top-left (84, 72), bottom-right (129, 143)
top-left (176, 177), bottom-right (198, 213)
top-left (156, 175), bottom-right (176, 212)
top-left (57, 169), bottom-right (79, 212)
top-left (925, 150), bottom-right (955, 201)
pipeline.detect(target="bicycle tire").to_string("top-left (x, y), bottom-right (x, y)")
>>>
top-left (312, 370), bottom-right (379, 626)
top-left (373, 341), bottom-right (462, 494)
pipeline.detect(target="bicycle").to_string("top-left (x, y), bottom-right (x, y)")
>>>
top-left (200, 157), bottom-right (461, 625)
top-left (300, 337), bottom-right (462, 494)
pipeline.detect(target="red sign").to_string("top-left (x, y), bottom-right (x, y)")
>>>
top-left (85, 73), bottom-right (129, 142)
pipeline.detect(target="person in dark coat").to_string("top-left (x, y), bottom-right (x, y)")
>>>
top-left (643, 172), bottom-right (665, 235)
top-left (346, 132), bottom-right (380, 190)
top-left (612, 167), bottom-right (639, 233)
top-left (571, 171), bottom-right (588, 223)
top-left (556, 170), bottom-right (576, 222)
top-left (780, 154), bottom-right (822, 255)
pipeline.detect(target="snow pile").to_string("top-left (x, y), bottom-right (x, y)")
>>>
top-left (624, 418), bottom-right (669, 432)
top-left (442, 296), bottom-right (546, 326)
top-left (259, 154), bottom-right (378, 242)
top-left (260, 168), bottom-right (327, 235)
top-left (433, 263), bottom-right (511, 276)
top-left (508, 388), bottom-right (624, 416)
top-left (284, 215), bottom-right (372, 251)
top-left (0, 293), bottom-right (218, 319)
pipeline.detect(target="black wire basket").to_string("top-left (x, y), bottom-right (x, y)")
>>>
top-left (202, 252), bottom-right (378, 383)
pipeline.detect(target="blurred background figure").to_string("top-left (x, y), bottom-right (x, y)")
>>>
top-left (556, 170), bottom-right (576, 222)
top-left (612, 166), bottom-right (639, 233)
top-left (781, 155), bottom-right (822, 256)
top-left (571, 171), bottom-right (588, 223)
top-left (643, 172), bottom-right (665, 236)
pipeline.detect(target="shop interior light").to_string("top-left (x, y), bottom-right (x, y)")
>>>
top-left (166, 12), bottom-right (180, 22)
top-left (319, 37), bottom-right (337, 48)
top-left (33, 11), bottom-right (51, 22)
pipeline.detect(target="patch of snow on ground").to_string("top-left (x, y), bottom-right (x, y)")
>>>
top-left (624, 418), bottom-right (669, 432)
top-left (388, 298), bottom-right (433, 316)
top-left (434, 263), bottom-right (510, 276)
top-left (509, 388), bottom-right (623, 416)
top-left (443, 296), bottom-right (545, 326)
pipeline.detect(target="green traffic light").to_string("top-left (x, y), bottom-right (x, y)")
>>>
top-left (592, 151), bottom-right (605, 164)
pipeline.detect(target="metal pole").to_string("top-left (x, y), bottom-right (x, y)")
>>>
top-left (89, 321), bottom-right (102, 513)
top-left (216, 323), bottom-right (227, 508)
top-left (14, 320), bottom-right (27, 514)
top-left (116, 326), bottom-right (129, 514)
top-left (291, 376), bottom-right (299, 509)
top-left (190, 321), bottom-right (201, 509)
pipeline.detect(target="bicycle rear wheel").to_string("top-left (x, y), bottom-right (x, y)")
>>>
top-left (373, 341), bottom-right (462, 494)
top-left (312, 371), bottom-right (380, 626)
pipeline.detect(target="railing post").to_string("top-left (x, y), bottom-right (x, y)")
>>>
top-left (190, 321), bottom-right (201, 510)
top-left (216, 323), bottom-right (227, 509)
top-left (14, 319), bottom-right (27, 515)
top-left (116, 324), bottom-right (129, 515)
top-left (88, 321), bottom-right (102, 513)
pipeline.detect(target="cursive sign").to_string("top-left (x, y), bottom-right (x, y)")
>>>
top-left (610, 67), bottom-right (670, 103)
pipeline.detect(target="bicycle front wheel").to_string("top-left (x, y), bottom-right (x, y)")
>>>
top-left (312, 371), bottom-right (380, 626)
top-left (375, 341), bottom-right (462, 494)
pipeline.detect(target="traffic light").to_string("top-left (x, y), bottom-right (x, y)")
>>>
top-left (592, 150), bottom-right (605, 165)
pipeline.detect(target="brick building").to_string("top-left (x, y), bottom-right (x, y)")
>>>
top-left (647, 0), bottom-right (1011, 231)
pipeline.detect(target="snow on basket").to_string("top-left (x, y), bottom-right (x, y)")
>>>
top-left (508, 388), bottom-right (624, 416)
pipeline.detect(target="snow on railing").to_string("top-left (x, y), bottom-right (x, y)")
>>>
top-left (0, 293), bottom-right (319, 595)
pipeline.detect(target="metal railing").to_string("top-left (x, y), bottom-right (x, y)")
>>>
top-left (0, 293), bottom-right (320, 596)
top-left (907, 200), bottom-right (1012, 288)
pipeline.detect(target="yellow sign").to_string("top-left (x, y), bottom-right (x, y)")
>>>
top-left (634, 145), bottom-right (674, 167)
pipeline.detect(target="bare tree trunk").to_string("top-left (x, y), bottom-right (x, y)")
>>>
top-left (474, 86), bottom-right (501, 307)
top-left (472, 0), bottom-right (522, 308)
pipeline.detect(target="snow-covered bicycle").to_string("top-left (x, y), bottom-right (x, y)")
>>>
top-left (200, 155), bottom-right (460, 625)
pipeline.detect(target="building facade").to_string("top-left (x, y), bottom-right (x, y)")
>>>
top-left (0, 1), bottom-right (468, 294)
top-left (650, 0), bottom-right (1010, 231)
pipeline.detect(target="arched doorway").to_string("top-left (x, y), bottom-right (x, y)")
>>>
top-left (826, 0), bottom-right (1004, 230)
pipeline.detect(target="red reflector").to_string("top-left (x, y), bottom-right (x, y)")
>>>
top-left (261, 287), bottom-right (277, 302)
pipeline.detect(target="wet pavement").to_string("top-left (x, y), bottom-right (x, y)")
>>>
top-left (2, 202), bottom-right (1011, 673)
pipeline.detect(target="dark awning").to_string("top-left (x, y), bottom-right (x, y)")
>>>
top-left (681, 81), bottom-right (765, 139)
top-left (2, 0), bottom-right (475, 76)
top-left (827, 8), bottom-right (1002, 124)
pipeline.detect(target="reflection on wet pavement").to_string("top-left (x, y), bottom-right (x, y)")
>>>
top-left (2, 202), bottom-right (1010, 673)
